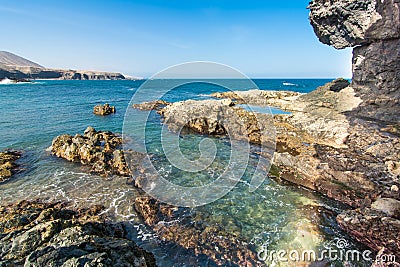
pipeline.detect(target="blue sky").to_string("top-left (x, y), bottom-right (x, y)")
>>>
top-left (0, 0), bottom-right (352, 78)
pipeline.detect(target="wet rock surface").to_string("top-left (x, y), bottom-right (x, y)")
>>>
top-left (50, 126), bottom-right (131, 176)
top-left (134, 196), bottom-right (263, 267)
top-left (93, 103), bottom-right (116, 116)
top-left (0, 150), bottom-right (22, 182)
top-left (0, 200), bottom-right (156, 266)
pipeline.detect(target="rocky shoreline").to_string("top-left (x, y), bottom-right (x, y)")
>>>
top-left (1, 0), bottom-right (399, 265)
top-left (209, 81), bottom-right (400, 258)
top-left (0, 150), bottom-right (22, 182)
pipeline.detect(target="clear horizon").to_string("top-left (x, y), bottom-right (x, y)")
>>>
top-left (0, 0), bottom-right (353, 78)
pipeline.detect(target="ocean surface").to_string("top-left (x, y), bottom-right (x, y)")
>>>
top-left (0, 79), bottom-right (369, 266)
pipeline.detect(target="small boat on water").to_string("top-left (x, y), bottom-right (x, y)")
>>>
top-left (0, 77), bottom-right (17, 84)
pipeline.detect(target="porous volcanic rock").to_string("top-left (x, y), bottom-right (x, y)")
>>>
top-left (337, 206), bottom-right (400, 259)
top-left (50, 126), bottom-right (131, 176)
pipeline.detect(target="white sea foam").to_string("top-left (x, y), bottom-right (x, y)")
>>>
top-left (283, 82), bottom-right (297, 86)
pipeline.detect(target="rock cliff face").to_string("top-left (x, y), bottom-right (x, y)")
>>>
top-left (0, 64), bottom-right (126, 80)
top-left (0, 51), bottom-right (126, 80)
top-left (309, 0), bottom-right (400, 123)
top-left (308, 0), bottom-right (400, 257)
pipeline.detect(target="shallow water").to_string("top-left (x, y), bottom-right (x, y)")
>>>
top-left (238, 104), bottom-right (292, 115)
top-left (0, 79), bottom-right (371, 266)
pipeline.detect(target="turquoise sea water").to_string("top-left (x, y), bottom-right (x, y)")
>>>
top-left (0, 79), bottom-right (369, 266)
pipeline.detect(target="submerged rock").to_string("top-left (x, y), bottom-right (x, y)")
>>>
top-left (0, 150), bottom-right (21, 182)
top-left (0, 200), bottom-right (156, 266)
top-left (50, 126), bottom-right (131, 176)
top-left (93, 103), bottom-right (116, 116)
top-left (134, 196), bottom-right (263, 266)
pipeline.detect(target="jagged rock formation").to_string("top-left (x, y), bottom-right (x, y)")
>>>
top-left (50, 127), bottom-right (131, 176)
top-left (0, 200), bottom-right (156, 266)
top-left (309, 0), bottom-right (400, 123)
top-left (94, 103), bottom-right (116, 116)
top-left (0, 51), bottom-right (126, 80)
top-left (0, 150), bottom-right (21, 182)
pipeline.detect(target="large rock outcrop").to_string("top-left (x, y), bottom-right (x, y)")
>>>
top-left (309, 0), bottom-right (400, 49)
top-left (0, 200), bottom-right (156, 266)
top-left (158, 99), bottom-right (275, 146)
top-left (308, 0), bottom-right (400, 258)
top-left (211, 78), bottom-right (400, 259)
top-left (309, 0), bottom-right (400, 123)
top-left (50, 127), bottom-right (131, 176)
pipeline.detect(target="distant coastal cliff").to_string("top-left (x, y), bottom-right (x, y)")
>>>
top-left (0, 51), bottom-right (126, 80)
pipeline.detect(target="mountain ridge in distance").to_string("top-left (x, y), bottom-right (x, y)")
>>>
top-left (0, 51), bottom-right (131, 80)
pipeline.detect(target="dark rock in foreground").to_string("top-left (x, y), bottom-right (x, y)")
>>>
top-left (0, 150), bottom-right (21, 182)
top-left (94, 103), bottom-right (116, 116)
top-left (0, 200), bottom-right (156, 266)
top-left (50, 126), bottom-right (131, 176)
top-left (134, 196), bottom-right (262, 267)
